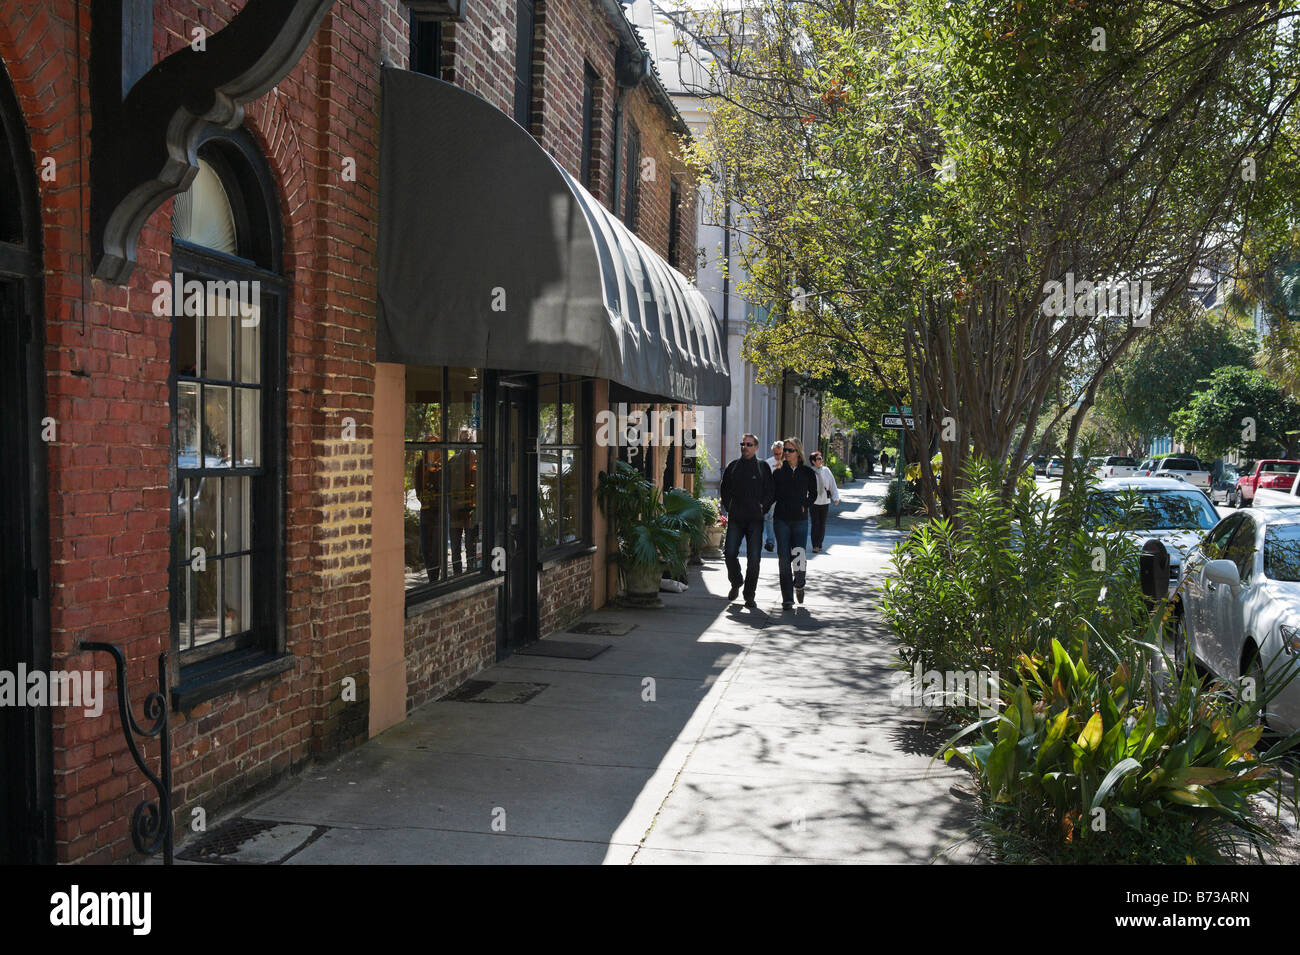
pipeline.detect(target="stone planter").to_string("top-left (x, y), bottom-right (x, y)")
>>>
top-left (623, 561), bottom-right (663, 607)
top-left (703, 524), bottom-right (725, 557)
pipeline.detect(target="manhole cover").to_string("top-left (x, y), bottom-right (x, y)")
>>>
top-left (441, 680), bottom-right (549, 703)
top-left (178, 818), bottom-right (323, 864)
top-left (568, 621), bottom-right (636, 636)
top-left (515, 640), bottom-right (610, 660)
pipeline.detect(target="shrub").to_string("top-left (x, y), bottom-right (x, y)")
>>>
top-left (944, 634), bottom-right (1300, 863)
top-left (881, 477), bottom-right (922, 516)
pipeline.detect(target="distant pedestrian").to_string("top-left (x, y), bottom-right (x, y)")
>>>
top-left (763, 440), bottom-right (782, 551)
top-left (880, 451), bottom-right (890, 475)
top-left (865, 446), bottom-right (876, 477)
top-left (808, 451), bottom-right (840, 552)
top-left (773, 437), bottom-right (817, 610)
top-left (720, 433), bottom-right (775, 608)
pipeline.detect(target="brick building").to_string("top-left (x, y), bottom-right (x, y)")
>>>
top-left (0, 0), bottom-right (726, 863)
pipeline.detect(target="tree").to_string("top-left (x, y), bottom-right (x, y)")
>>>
top-left (1171, 366), bottom-right (1300, 461)
top-left (1094, 310), bottom-right (1257, 456)
top-left (678, 0), bottom-right (1300, 516)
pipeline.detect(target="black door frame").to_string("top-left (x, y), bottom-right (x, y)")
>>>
top-left (0, 56), bottom-right (53, 865)
top-left (495, 376), bottom-right (538, 659)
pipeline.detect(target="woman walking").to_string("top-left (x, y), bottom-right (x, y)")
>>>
top-left (808, 451), bottom-right (840, 552)
top-left (772, 437), bottom-right (818, 610)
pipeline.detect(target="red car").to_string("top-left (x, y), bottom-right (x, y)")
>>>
top-left (1232, 459), bottom-right (1300, 508)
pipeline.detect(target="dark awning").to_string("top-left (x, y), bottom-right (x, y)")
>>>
top-left (377, 68), bottom-right (729, 406)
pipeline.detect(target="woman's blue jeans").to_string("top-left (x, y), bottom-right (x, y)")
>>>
top-left (774, 517), bottom-right (809, 603)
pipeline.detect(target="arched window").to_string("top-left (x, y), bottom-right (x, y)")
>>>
top-left (170, 128), bottom-right (286, 679)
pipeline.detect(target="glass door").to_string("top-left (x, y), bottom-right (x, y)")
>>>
top-left (496, 382), bottom-right (537, 658)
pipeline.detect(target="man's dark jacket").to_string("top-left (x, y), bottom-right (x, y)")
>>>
top-left (720, 455), bottom-right (775, 523)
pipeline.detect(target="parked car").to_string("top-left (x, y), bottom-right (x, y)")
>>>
top-left (1085, 477), bottom-right (1222, 598)
top-left (1253, 471), bottom-right (1300, 508)
top-left (1097, 455), bottom-right (1139, 480)
top-left (1231, 459), bottom-right (1300, 508)
top-left (1175, 506), bottom-right (1300, 733)
top-left (1045, 457), bottom-right (1066, 478)
top-left (1210, 463), bottom-right (1241, 505)
top-left (1143, 455), bottom-right (1212, 491)
top-left (1032, 456), bottom-right (1049, 477)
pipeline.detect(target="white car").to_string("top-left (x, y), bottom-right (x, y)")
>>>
top-left (1253, 472), bottom-right (1300, 508)
top-left (1046, 457), bottom-right (1066, 478)
top-left (1086, 477), bottom-right (1222, 597)
top-left (1176, 506), bottom-right (1300, 734)
top-left (1096, 455), bottom-right (1139, 480)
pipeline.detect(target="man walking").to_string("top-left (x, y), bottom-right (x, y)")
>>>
top-left (763, 440), bottom-right (782, 551)
top-left (720, 433), bottom-right (775, 608)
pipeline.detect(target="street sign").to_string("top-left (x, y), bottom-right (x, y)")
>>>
top-left (881, 413), bottom-right (915, 429)
top-left (888, 405), bottom-right (912, 414)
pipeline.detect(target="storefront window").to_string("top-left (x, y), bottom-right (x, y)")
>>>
top-left (539, 374), bottom-right (587, 550)
top-left (405, 366), bottom-right (484, 589)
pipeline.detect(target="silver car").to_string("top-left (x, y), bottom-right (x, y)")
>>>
top-left (1176, 506), bottom-right (1300, 733)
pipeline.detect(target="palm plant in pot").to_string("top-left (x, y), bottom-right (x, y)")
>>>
top-left (597, 462), bottom-right (687, 603)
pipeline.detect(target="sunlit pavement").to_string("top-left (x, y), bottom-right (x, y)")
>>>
top-left (188, 476), bottom-right (976, 865)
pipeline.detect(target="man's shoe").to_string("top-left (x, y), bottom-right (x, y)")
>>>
top-left (796, 587), bottom-right (805, 604)
top-left (728, 585), bottom-right (740, 601)
top-left (764, 541), bottom-right (774, 552)
top-left (744, 598), bottom-right (758, 609)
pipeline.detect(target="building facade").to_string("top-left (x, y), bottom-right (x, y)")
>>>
top-left (0, 0), bottom-right (723, 864)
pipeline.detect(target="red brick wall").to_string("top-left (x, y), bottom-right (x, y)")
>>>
top-left (404, 591), bottom-right (497, 711)
top-left (539, 554), bottom-right (594, 637)
top-left (0, 0), bottom-right (380, 862)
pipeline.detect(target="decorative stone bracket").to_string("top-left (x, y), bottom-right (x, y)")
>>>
top-left (90, 0), bottom-right (335, 283)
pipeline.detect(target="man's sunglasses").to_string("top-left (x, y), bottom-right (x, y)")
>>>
top-left (741, 441), bottom-right (757, 447)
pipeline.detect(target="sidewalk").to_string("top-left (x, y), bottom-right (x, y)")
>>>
top-left (189, 476), bottom-right (977, 864)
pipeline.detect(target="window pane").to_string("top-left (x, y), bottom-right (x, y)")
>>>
top-left (177, 313), bottom-right (198, 377)
top-left (195, 476), bottom-right (219, 559)
top-left (406, 449), bottom-right (443, 585)
top-left (406, 366), bottom-right (442, 442)
top-left (561, 380), bottom-right (577, 443)
top-left (177, 382), bottom-right (199, 466)
top-left (446, 367), bottom-right (481, 442)
top-left (237, 316), bottom-right (260, 384)
top-left (446, 448), bottom-right (481, 576)
top-left (177, 480), bottom-right (192, 650)
top-left (206, 309), bottom-right (232, 380)
top-left (203, 384), bottom-right (232, 466)
top-left (235, 387), bottom-right (260, 466)
top-left (223, 476), bottom-right (249, 554)
top-left (192, 559), bottom-right (220, 648)
top-left (540, 380), bottom-right (559, 444)
top-left (561, 449), bottom-right (580, 543)
top-left (223, 555), bottom-right (250, 636)
top-left (539, 463), bottom-right (558, 547)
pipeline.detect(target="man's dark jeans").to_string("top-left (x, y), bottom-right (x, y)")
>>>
top-left (724, 517), bottom-right (764, 600)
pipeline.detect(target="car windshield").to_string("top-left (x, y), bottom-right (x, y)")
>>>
top-left (1265, 524), bottom-right (1300, 582)
top-left (1085, 490), bottom-right (1219, 531)
top-left (1262, 462), bottom-right (1300, 473)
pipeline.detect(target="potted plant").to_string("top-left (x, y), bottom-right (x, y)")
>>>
top-left (699, 497), bottom-right (725, 556)
top-left (597, 462), bottom-right (688, 604)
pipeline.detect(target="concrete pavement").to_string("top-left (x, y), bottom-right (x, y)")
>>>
top-left (186, 476), bottom-right (977, 864)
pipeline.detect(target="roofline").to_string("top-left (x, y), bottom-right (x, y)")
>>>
top-left (598, 0), bottom-right (693, 138)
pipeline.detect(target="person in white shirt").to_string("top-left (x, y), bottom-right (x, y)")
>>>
top-left (808, 451), bottom-right (840, 551)
top-left (763, 440), bottom-right (782, 551)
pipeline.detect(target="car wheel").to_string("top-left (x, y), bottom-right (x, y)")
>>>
top-left (1243, 645), bottom-right (1272, 736)
top-left (1231, 489), bottom-right (1242, 508)
top-left (1169, 609), bottom-right (1191, 680)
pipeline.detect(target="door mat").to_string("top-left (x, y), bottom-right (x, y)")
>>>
top-left (515, 639), bottom-right (610, 660)
top-left (177, 818), bottom-right (328, 865)
top-left (567, 621), bottom-right (637, 636)
top-left (442, 679), bottom-right (549, 703)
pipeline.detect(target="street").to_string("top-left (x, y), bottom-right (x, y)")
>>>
top-left (191, 476), bottom-right (977, 864)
